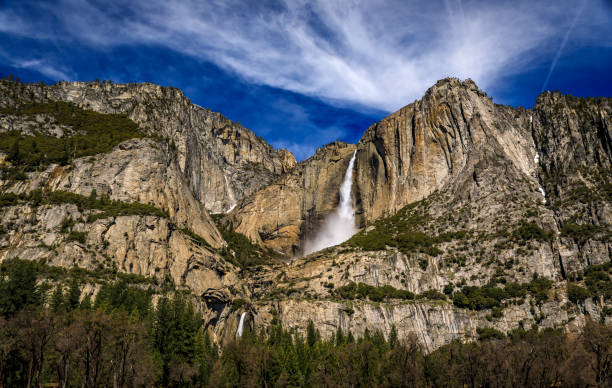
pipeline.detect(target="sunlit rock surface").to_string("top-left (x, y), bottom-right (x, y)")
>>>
top-left (1, 78), bottom-right (610, 350)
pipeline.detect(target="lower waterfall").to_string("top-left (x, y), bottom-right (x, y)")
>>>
top-left (303, 150), bottom-right (358, 255)
top-left (235, 312), bottom-right (246, 338)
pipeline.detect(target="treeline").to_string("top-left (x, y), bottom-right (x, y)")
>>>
top-left (0, 258), bottom-right (216, 387)
top-left (1, 258), bottom-right (611, 387)
top-left (213, 320), bottom-right (611, 387)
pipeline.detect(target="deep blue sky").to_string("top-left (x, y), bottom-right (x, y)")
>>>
top-left (1, 0), bottom-right (610, 160)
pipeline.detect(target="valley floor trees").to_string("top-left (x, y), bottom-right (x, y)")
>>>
top-left (0, 259), bottom-right (611, 387)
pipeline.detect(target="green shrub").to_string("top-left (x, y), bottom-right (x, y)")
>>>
top-left (567, 284), bottom-right (590, 303)
top-left (511, 222), bottom-right (553, 243)
top-left (231, 298), bottom-right (248, 311)
top-left (580, 263), bottom-right (611, 301)
top-left (452, 277), bottom-right (551, 311)
top-left (561, 223), bottom-right (610, 244)
top-left (418, 258), bottom-right (428, 270)
top-left (60, 217), bottom-right (75, 233)
top-left (335, 281), bottom-right (415, 302)
top-left (527, 275), bottom-right (553, 303)
top-left (0, 193), bottom-right (20, 207)
top-left (66, 231), bottom-right (87, 243)
top-left (419, 289), bottom-right (446, 300)
top-left (477, 327), bottom-right (505, 340)
top-left (443, 284), bottom-right (454, 295)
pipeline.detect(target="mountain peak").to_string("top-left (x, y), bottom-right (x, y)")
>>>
top-left (423, 77), bottom-right (487, 100)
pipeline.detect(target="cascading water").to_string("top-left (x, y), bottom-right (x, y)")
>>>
top-left (235, 312), bottom-right (246, 338)
top-left (303, 150), bottom-right (358, 255)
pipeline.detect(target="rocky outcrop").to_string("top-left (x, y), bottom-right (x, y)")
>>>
top-left (533, 92), bottom-right (612, 273)
top-left (355, 78), bottom-right (539, 223)
top-left (4, 138), bottom-right (224, 249)
top-left (229, 142), bottom-right (357, 256)
top-left (251, 295), bottom-right (585, 352)
top-left (0, 80), bottom-right (297, 213)
top-left (218, 242), bottom-right (600, 352)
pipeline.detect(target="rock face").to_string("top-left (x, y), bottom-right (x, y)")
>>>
top-left (355, 78), bottom-right (539, 223)
top-left (230, 142), bottom-right (357, 256)
top-left (0, 80), bottom-right (297, 214)
top-left (1, 78), bottom-right (610, 351)
top-left (533, 92), bottom-right (612, 273)
top-left (0, 136), bottom-right (244, 307)
top-left (226, 78), bottom-right (610, 348)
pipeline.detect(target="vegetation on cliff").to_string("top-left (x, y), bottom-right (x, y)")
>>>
top-left (451, 274), bottom-right (553, 310)
top-left (567, 262), bottom-right (612, 303)
top-left (212, 214), bottom-right (279, 268)
top-left (346, 199), bottom-right (445, 256)
top-left (0, 188), bottom-right (168, 220)
top-left (0, 101), bottom-right (152, 170)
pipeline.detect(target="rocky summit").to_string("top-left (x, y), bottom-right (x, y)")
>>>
top-left (0, 77), bottom-right (610, 351)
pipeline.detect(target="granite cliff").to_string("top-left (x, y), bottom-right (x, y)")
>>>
top-left (0, 77), bottom-right (609, 349)
top-left (221, 78), bottom-right (611, 346)
top-left (0, 80), bottom-right (296, 214)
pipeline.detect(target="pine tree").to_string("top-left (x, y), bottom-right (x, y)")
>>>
top-left (346, 330), bottom-right (355, 344)
top-left (306, 320), bottom-right (320, 347)
top-left (389, 324), bottom-right (399, 348)
top-left (38, 281), bottom-right (52, 306)
top-left (51, 284), bottom-right (64, 312)
top-left (88, 189), bottom-right (97, 204)
top-left (79, 294), bottom-right (92, 310)
top-left (152, 296), bottom-right (174, 386)
top-left (0, 258), bottom-right (39, 317)
top-left (67, 277), bottom-right (81, 310)
top-left (335, 326), bottom-right (345, 346)
top-left (194, 329), bottom-right (218, 385)
top-left (7, 139), bottom-right (21, 164)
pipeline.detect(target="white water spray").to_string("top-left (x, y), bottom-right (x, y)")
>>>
top-left (235, 312), bottom-right (246, 339)
top-left (303, 151), bottom-right (358, 255)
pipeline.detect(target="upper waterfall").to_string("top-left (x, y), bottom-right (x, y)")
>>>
top-left (303, 150), bottom-right (358, 255)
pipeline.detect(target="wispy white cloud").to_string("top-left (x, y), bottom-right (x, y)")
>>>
top-left (11, 59), bottom-right (73, 81)
top-left (1, 0), bottom-right (610, 112)
top-left (0, 46), bottom-right (74, 80)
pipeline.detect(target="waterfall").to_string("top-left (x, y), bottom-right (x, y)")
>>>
top-left (235, 312), bottom-right (246, 339)
top-left (303, 150), bottom-right (357, 255)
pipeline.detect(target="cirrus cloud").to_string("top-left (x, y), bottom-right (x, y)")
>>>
top-left (1, 0), bottom-right (610, 113)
